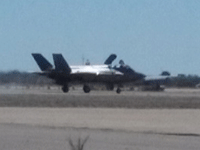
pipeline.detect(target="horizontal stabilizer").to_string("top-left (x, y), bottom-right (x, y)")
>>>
top-left (104, 54), bottom-right (117, 65)
top-left (32, 53), bottom-right (53, 71)
top-left (53, 54), bottom-right (71, 74)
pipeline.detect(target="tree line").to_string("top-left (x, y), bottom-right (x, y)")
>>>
top-left (0, 70), bottom-right (53, 86)
top-left (166, 74), bottom-right (200, 88)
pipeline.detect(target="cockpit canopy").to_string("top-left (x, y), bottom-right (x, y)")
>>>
top-left (113, 59), bottom-right (146, 79)
top-left (113, 64), bottom-right (135, 74)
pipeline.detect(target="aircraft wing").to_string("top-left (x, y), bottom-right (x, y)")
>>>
top-left (145, 76), bottom-right (169, 81)
top-left (144, 75), bottom-right (170, 85)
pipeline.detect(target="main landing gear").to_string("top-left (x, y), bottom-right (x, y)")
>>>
top-left (62, 84), bottom-right (91, 93)
top-left (116, 87), bottom-right (121, 94)
top-left (83, 85), bottom-right (91, 93)
top-left (62, 84), bottom-right (69, 93)
top-left (62, 84), bottom-right (121, 94)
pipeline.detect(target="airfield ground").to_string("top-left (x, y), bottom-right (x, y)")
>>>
top-left (0, 86), bottom-right (200, 108)
top-left (0, 87), bottom-right (200, 150)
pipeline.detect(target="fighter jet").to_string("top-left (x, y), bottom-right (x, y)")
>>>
top-left (32, 53), bottom-right (124, 93)
top-left (113, 59), bottom-right (170, 91)
top-left (32, 53), bottom-right (170, 93)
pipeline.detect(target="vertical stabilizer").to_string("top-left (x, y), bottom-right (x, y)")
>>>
top-left (53, 54), bottom-right (71, 74)
top-left (32, 53), bottom-right (53, 71)
top-left (104, 54), bottom-right (117, 65)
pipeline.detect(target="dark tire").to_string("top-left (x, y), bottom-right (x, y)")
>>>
top-left (83, 85), bottom-right (90, 93)
top-left (62, 85), bottom-right (69, 93)
top-left (116, 88), bottom-right (121, 94)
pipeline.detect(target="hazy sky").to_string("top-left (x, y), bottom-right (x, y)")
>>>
top-left (1, 0), bottom-right (200, 75)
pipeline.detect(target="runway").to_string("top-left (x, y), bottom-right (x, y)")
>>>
top-left (0, 87), bottom-right (200, 149)
top-left (0, 123), bottom-right (200, 150)
top-left (1, 107), bottom-right (200, 150)
top-left (1, 108), bottom-right (200, 135)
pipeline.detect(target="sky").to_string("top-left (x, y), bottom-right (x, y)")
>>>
top-left (1, 0), bottom-right (200, 75)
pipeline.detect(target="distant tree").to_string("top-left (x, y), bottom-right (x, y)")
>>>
top-left (170, 74), bottom-right (200, 88)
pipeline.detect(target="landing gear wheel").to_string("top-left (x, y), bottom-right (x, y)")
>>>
top-left (116, 88), bottom-right (121, 94)
top-left (62, 84), bottom-right (69, 93)
top-left (83, 85), bottom-right (91, 93)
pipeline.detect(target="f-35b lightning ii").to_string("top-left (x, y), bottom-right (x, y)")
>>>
top-left (113, 59), bottom-right (170, 91)
top-left (32, 53), bottom-right (127, 93)
top-left (32, 53), bottom-right (169, 93)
